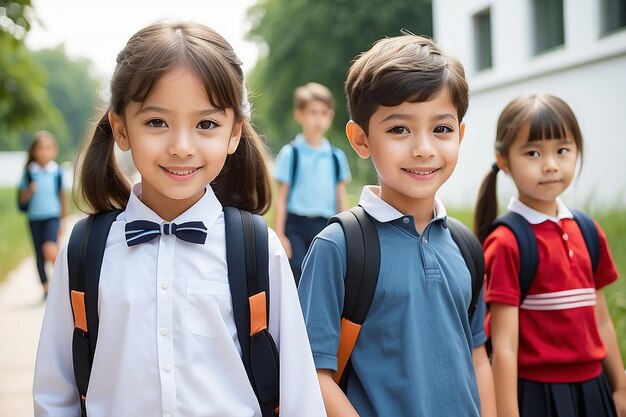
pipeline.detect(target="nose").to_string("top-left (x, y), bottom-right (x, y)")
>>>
top-left (168, 129), bottom-right (195, 157)
top-left (543, 154), bottom-right (559, 172)
top-left (411, 132), bottom-right (435, 159)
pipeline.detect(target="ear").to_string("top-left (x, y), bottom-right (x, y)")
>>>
top-left (109, 111), bottom-right (130, 151)
top-left (346, 120), bottom-right (370, 159)
top-left (459, 122), bottom-right (466, 144)
top-left (495, 151), bottom-right (509, 173)
top-left (293, 108), bottom-right (304, 125)
top-left (227, 121), bottom-right (243, 155)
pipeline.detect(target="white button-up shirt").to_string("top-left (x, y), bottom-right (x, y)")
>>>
top-left (34, 184), bottom-right (326, 417)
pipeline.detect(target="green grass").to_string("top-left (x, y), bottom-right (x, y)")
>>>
top-left (0, 188), bottom-right (77, 283)
top-left (0, 188), bottom-right (33, 281)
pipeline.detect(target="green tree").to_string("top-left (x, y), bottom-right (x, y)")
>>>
top-left (0, 0), bottom-right (55, 131)
top-left (247, 0), bottom-right (432, 181)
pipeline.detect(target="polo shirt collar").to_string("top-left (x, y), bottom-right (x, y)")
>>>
top-left (29, 161), bottom-right (58, 173)
top-left (358, 185), bottom-right (447, 223)
top-left (125, 183), bottom-right (223, 228)
top-left (294, 133), bottom-right (331, 152)
top-left (507, 196), bottom-right (573, 224)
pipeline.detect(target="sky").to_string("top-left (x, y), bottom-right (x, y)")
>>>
top-left (25, 0), bottom-right (261, 79)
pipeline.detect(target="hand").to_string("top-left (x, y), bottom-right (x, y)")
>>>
top-left (278, 234), bottom-right (292, 259)
top-left (614, 389), bottom-right (626, 417)
top-left (28, 182), bottom-right (37, 193)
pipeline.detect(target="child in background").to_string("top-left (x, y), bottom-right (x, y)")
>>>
top-left (18, 130), bottom-right (66, 298)
top-left (273, 82), bottom-right (351, 284)
top-left (33, 22), bottom-right (325, 417)
top-left (298, 34), bottom-right (495, 417)
top-left (475, 93), bottom-right (626, 417)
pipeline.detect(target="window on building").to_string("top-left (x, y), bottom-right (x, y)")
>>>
top-left (533, 0), bottom-right (564, 54)
top-left (601, 0), bottom-right (626, 35)
top-left (474, 8), bottom-right (492, 71)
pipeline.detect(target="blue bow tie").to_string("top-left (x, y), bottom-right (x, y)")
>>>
top-left (125, 220), bottom-right (208, 247)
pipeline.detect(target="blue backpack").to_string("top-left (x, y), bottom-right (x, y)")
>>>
top-left (67, 208), bottom-right (280, 417)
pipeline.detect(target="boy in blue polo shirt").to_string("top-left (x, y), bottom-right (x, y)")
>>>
top-left (298, 35), bottom-right (496, 416)
top-left (273, 82), bottom-right (351, 284)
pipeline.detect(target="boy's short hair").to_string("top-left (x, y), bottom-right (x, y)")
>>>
top-left (345, 34), bottom-right (469, 134)
top-left (294, 82), bottom-right (334, 110)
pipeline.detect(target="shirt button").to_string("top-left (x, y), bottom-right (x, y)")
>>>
top-left (569, 249), bottom-right (574, 258)
top-left (161, 282), bottom-right (169, 290)
top-left (422, 236), bottom-right (428, 244)
top-left (402, 217), bottom-right (410, 224)
top-left (160, 328), bottom-right (168, 336)
top-left (164, 364), bottom-right (172, 372)
top-left (563, 233), bottom-right (569, 241)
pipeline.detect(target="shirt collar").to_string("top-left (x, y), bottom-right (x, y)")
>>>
top-left (507, 196), bottom-right (573, 224)
top-left (29, 161), bottom-right (58, 173)
top-left (125, 183), bottom-right (223, 227)
top-left (294, 133), bottom-right (331, 151)
top-left (358, 185), bottom-right (447, 223)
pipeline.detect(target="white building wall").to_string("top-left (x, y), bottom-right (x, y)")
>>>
top-left (433, 0), bottom-right (626, 210)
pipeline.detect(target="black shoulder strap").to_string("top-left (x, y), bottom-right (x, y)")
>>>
top-left (331, 147), bottom-right (341, 183)
top-left (224, 207), bottom-right (279, 417)
top-left (25, 168), bottom-right (33, 184)
top-left (446, 217), bottom-right (484, 318)
top-left (289, 141), bottom-right (298, 189)
top-left (56, 167), bottom-right (63, 194)
top-left (492, 212), bottom-right (538, 303)
top-left (329, 206), bottom-right (381, 324)
top-left (68, 210), bottom-right (121, 416)
top-left (571, 209), bottom-right (600, 274)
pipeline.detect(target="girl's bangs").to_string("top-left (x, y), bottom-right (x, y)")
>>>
top-left (527, 104), bottom-right (568, 142)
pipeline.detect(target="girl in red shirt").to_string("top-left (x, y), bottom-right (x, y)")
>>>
top-left (474, 94), bottom-right (626, 417)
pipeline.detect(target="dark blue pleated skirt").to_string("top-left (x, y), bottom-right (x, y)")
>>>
top-left (518, 372), bottom-right (617, 417)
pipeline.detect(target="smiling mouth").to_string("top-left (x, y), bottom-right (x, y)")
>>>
top-left (162, 167), bottom-right (199, 176)
top-left (539, 179), bottom-right (562, 185)
top-left (403, 168), bottom-right (439, 175)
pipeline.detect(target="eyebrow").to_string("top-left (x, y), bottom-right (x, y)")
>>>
top-left (137, 106), bottom-right (226, 117)
top-left (519, 138), bottom-right (574, 149)
top-left (380, 112), bottom-right (458, 123)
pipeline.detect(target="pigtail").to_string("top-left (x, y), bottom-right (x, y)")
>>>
top-left (74, 113), bottom-right (130, 214)
top-left (474, 163), bottom-right (500, 243)
top-left (212, 120), bottom-right (272, 214)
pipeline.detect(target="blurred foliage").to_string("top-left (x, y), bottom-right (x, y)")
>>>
top-left (0, 0), bottom-right (54, 131)
top-left (246, 0), bottom-right (432, 183)
top-left (0, 45), bottom-right (101, 162)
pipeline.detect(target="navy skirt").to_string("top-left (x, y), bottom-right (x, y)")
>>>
top-left (519, 372), bottom-right (617, 417)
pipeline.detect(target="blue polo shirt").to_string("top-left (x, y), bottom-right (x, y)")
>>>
top-left (298, 186), bottom-right (485, 417)
top-left (19, 161), bottom-right (62, 221)
top-left (274, 134), bottom-right (351, 218)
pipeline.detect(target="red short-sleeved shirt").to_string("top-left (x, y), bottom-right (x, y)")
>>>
top-left (484, 202), bottom-right (618, 383)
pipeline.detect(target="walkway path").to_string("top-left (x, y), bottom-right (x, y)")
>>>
top-left (0, 214), bottom-right (82, 417)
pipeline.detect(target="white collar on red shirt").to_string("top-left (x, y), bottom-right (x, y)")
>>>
top-left (507, 196), bottom-right (574, 225)
top-left (125, 182), bottom-right (223, 227)
top-left (358, 185), bottom-right (447, 223)
top-left (28, 160), bottom-right (58, 173)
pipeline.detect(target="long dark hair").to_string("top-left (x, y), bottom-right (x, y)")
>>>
top-left (474, 94), bottom-right (584, 242)
top-left (76, 22), bottom-right (271, 214)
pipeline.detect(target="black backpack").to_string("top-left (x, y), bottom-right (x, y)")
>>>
top-left (17, 167), bottom-right (63, 212)
top-left (491, 209), bottom-right (600, 303)
top-left (67, 207), bottom-right (280, 417)
top-left (327, 206), bottom-right (484, 388)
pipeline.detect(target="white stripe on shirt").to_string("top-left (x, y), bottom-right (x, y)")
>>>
top-left (521, 288), bottom-right (596, 310)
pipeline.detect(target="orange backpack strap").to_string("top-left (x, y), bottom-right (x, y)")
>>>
top-left (327, 207), bottom-right (380, 389)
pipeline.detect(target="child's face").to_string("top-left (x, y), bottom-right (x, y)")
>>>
top-left (295, 100), bottom-right (334, 138)
top-left (347, 88), bottom-right (464, 213)
top-left (33, 136), bottom-right (57, 166)
top-left (110, 66), bottom-right (241, 218)
top-left (498, 123), bottom-right (578, 216)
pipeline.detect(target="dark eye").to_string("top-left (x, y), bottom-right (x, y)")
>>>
top-left (557, 147), bottom-right (571, 154)
top-left (146, 119), bottom-right (167, 128)
top-left (433, 125), bottom-right (453, 134)
top-left (526, 150), bottom-right (540, 157)
top-left (387, 125), bottom-right (409, 135)
top-left (197, 120), bottom-right (218, 130)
